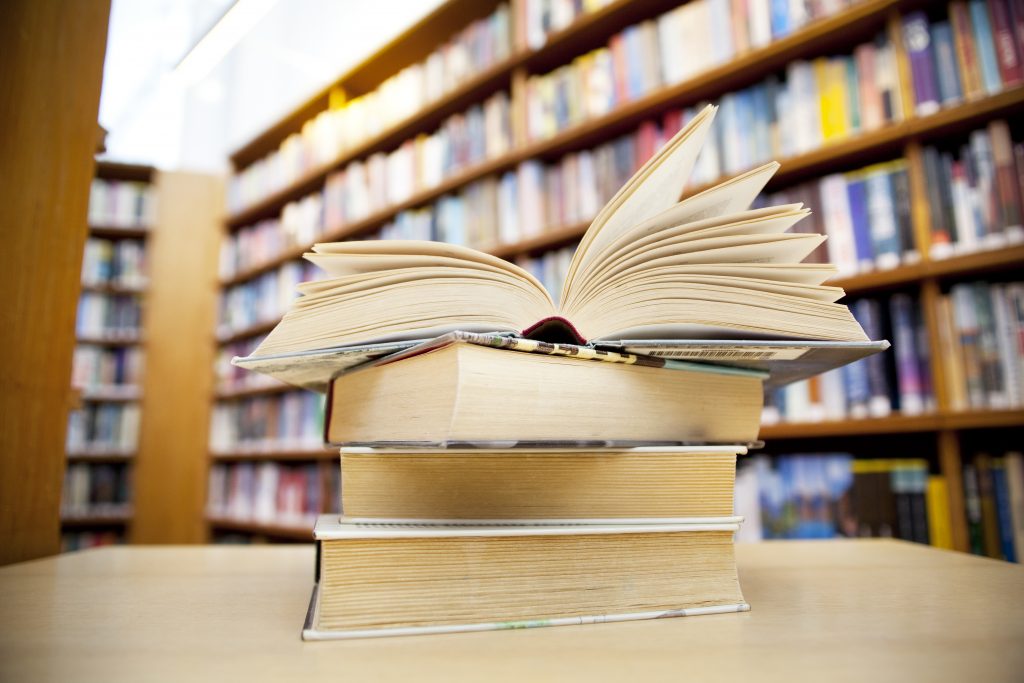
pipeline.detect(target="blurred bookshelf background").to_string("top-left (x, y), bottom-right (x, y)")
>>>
top-left (38, 0), bottom-right (1024, 560)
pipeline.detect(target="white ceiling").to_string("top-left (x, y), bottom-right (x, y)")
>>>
top-left (99, 0), bottom-right (444, 171)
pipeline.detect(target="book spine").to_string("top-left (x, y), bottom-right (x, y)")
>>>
top-left (845, 174), bottom-right (874, 270)
top-left (950, 1), bottom-right (986, 99)
top-left (992, 460), bottom-right (1018, 561)
top-left (932, 21), bottom-right (964, 105)
top-left (901, 12), bottom-right (941, 115)
top-left (990, 0), bottom-right (1024, 85)
top-left (970, 0), bottom-right (1005, 93)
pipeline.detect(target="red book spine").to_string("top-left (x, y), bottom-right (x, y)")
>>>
top-left (990, 0), bottom-right (1024, 85)
top-left (951, 1), bottom-right (984, 99)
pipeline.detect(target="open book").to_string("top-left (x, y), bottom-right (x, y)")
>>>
top-left (252, 104), bottom-right (868, 358)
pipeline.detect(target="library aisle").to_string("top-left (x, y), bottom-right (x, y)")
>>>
top-left (2, 0), bottom-right (1023, 677)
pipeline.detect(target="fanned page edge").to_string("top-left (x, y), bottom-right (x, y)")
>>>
top-left (561, 104), bottom-right (718, 299)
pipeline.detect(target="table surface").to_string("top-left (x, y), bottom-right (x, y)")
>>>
top-left (1, 540), bottom-right (1022, 682)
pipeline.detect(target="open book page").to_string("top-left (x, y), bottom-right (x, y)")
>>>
top-left (562, 162), bottom-right (781, 308)
top-left (562, 105), bottom-right (718, 295)
top-left (568, 205), bottom-right (810, 306)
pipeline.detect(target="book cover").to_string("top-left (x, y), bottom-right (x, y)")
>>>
top-left (302, 516), bottom-right (749, 641)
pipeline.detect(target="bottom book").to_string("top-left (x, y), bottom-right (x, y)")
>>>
top-left (302, 515), bottom-right (748, 640)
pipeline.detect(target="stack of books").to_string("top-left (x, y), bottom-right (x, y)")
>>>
top-left (235, 105), bottom-right (885, 639)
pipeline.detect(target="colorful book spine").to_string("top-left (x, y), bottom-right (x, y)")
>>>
top-left (901, 12), bottom-right (941, 115)
top-left (970, 0), bottom-right (1005, 93)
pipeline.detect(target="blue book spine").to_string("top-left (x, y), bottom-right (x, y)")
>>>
top-left (992, 464), bottom-right (1018, 562)
top-left (846, 177), bottom-right (874, 268)
top-left (970, 0), bottom-right (1005, 93)
top-left (623, 26), bottom-right (645, 100)
top-left (771, 0), bottom-right (790, 39)
top-left (931, 21), bottom-right (964, 104)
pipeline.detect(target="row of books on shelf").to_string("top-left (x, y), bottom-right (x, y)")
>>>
top-left (903, 3), bottom-right (1023, 116)
top-left (72, 346), bottom-right (144, 394)
top-left (964, 452), bottom-right (1024, 560)
top-left (735, 455), bottom-right (943, 545)
top-left (227, 0), bottom-right (884, 215)
top-left (528, 7), bottom-right (893, 147)
top-left (88, 178), bottom-right (155, 229)
top-left (220, 100), bottom-right (1021, 292)
top-left (205, 451), bottom-right (1022, 562)
top-left (61, 531), bottom-right (122, 552)
top-left (75, 293), bottom-right (142, 339)
top-left (938, 280), bottom-right (1024, 410)
top-left (227, 3), bottom-right (514, 212)
top-left (922, 120), bottom-right (1024, 258)
top-left (81, 237), bottom-right (147, 289)
top-left (61, 463), bottom-right (132, 518)
top-left (218, 261), bottom-right (317, 338)
top-left (66, 403), bottom-right (140, 454)
top-left (208, 391), bottom-right (325, 454)
top-left (318, 91), bottom-right (512, 226)
top-left (206, 461), bottom-right (338, 527)
top-left (762, 293), bottom-right (935, 424)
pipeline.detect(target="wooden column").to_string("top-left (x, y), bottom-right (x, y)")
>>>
top-left (0, 0), bottom-right (111, 565)
top-left (132, 172), bottom-right (224, 544)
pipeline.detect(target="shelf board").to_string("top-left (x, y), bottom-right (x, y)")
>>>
top-left (214, 382), bottom-right (295, 400)
top-left (78, 388), bottom-right (142, 403)
top-left (216, 320), bottom-right (276, 345)
top-left (760, 409), bottom-right (1024, 439)
top-left (216, 88), bottom-right (1024, 291)
top-left (209, 448), bottom-right (335, 461)
top-left (75, 334), bottom-right (142, 347)
top-left (60, 513), bottom-right (132, 527)
top-left (222, 0), bottom-right (903, 229)
top-left (80, 282), bottom-right (147, 296)
top-left (87, 225), bottom-right (150, 239)
top-left (66, 452), bottom-right (135, 463)
top-left (206, 517), bottom-right (314, 540)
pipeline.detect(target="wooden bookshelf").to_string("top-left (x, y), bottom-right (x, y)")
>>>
top-left (218, 87), bottom-right (1024, 291)
top-left (62, 161), bottom-right (157, 548)
top-left (210, 0), bottom-right (1024, 549)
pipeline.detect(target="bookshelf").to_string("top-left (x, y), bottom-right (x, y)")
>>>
top-left (61, 161), bottom-right (155, 552)
top-left (209, 0), bottom-right (1024, 550)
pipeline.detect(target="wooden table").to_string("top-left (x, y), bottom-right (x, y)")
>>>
top-left (1, 540), bottom-right (1022, 682)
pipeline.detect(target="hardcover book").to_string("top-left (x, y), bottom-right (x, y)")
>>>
top-left (324, 339), bottom-right (766, 445)
top-left (302, 516), bottom-right (748, 640)
top-left (339, 445), bottom-right (746, 521)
